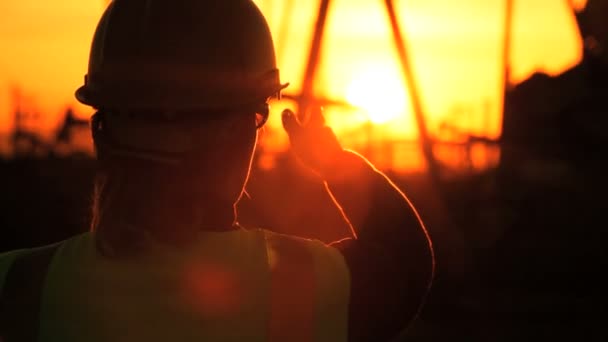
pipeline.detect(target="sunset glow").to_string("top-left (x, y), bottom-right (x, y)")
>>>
top-left (346, 66), bottom-right (407, 124)
top-left (0, 0), bottom-right (592, 171)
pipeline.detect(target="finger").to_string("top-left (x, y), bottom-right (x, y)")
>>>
top-left (308, 106), bottom-right (326, 127)
top-left (281, 109), bottom-right (302, 136)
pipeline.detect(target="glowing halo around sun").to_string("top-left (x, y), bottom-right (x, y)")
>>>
top-left (345, 66), bottom-right (408, 124)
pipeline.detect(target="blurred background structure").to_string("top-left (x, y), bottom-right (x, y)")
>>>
top-left (1, 0), bottom-right (606, 340)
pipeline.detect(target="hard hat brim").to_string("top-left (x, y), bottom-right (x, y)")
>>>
top-left (76, 80), bottom-right (289, 110)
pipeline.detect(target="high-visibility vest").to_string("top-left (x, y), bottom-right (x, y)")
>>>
top-left (0, 229), bottom-right (350, 342)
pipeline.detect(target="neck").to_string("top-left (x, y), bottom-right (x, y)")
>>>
top-left (94, 181), bottom-right (241, 257)
top-left (142, 196), bottom-right (239, 243)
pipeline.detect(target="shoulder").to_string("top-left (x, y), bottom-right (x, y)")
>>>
top-left (0, 233), bottom-right (91, 293)
top-left (0, 248), bottom-right (31, 292)
top-left (262, 230), bottom-right (350, 283)
top-left (262, 230), bottom-right (345, 261)
top-left (262, 229), bottom-right (351, 310)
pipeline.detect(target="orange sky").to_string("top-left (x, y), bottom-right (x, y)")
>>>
top-left (0, 0), bottom-right (587, 158)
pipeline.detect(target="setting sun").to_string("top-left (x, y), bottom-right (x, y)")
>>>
top-left (345, 66), bottom-right (408, 124)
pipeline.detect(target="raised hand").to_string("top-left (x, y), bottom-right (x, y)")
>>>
top-left (281, 106), bottom-right (344, 178)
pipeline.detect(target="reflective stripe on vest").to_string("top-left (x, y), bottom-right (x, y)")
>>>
top-left (0, 243), bottom-right (60, 342)
top-left (265, 231), bottom-right (350, 342)
top-left (267, 233), bottom-right (315, 341)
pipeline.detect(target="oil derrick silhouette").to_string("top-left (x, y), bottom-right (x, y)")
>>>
top-left (10, 87), bottom-right (50, 157)
top-left (9, 86), bottom-right (92, 159)
top-left (54, 106), bottom-right (92, 158)
top-left (55, 107), bottom-right (88, 145)
top-left (488, 1), bottom-right (608, 338)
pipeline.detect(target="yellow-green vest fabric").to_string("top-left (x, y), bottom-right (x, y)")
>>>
top-left (0, 229), bottom-right (350, 342)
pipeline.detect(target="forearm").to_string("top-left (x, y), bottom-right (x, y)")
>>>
top-left (324, 149), bottom-right (435, 341)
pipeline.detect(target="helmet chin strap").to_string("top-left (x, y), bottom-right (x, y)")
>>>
top-left (92, 112), bottom-right (183, 165)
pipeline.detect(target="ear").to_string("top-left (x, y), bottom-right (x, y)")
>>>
top-left (575, 9), bottom-right (590, 39)
top-left (255, 103), bottom-right (270, 128)
top-left (91, 111), bottom-right (108, 159)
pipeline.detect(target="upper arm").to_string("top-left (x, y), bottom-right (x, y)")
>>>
top-left (332, 238), bottom-right (432, 342)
